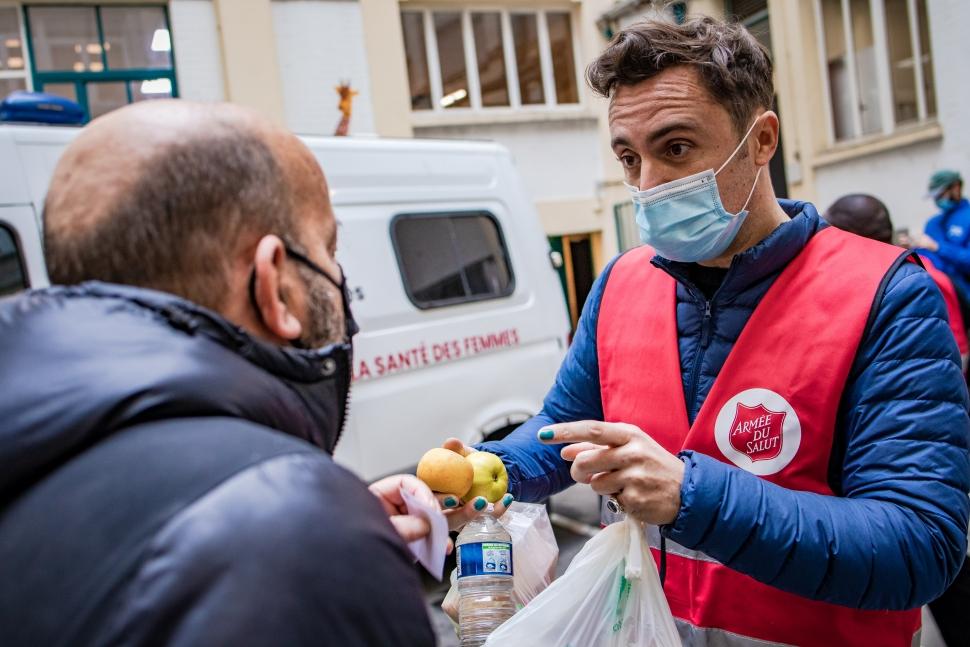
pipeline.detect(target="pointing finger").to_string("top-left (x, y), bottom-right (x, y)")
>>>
top-left (538, 421), bottom-right (636, 447)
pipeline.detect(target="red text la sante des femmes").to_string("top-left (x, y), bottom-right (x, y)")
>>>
top-left (353, 328), bottom-right (521, 381)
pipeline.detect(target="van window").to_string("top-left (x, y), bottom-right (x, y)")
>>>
top-left (0, 225), bottom-right (26, 296)
top-left (392, 212), bottom-right (514, 308)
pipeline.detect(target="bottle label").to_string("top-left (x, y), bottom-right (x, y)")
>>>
top-left (457, 541), bottom-right (513, 578)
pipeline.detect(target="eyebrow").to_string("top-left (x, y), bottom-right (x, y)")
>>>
top-left (647, 121), bottom-right (698, 144)
top-left (611, 121), bottom-right (699, 151)
top-left (611, 134), bottom-right (632, 150)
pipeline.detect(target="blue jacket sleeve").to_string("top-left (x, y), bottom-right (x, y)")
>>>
top-left (925, 213), bottom-right (970, 274)
top-left (665, 262), bottom-right (970, 610)
top-left (474, 258), bottom-right (619, 502)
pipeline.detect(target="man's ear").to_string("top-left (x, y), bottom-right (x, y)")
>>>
top-left (252, 235), bottom-right (303, 342)
top-left (753, 111), bottom-right (779, 166)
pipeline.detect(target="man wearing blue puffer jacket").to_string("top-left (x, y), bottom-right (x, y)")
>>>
top-left (443, 17), bottom-right (970, 647)
top-left (916, 169), bottom-right (970, 297)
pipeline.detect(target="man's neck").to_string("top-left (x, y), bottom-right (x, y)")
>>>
top-left (699, 190), bottom-right (789, 268)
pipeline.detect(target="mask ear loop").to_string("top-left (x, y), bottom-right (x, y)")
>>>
top-left (738, 166), bottom-right (763, 214)
top-left (718, 117), bottom-right (765, 215)
top-left (715, 117), bottom-right (762, 176)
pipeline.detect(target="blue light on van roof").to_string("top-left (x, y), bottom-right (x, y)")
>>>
top-left (0, 90), bottom-right (85, 125)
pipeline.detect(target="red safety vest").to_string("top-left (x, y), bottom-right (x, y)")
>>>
top-left (922, 257), bottom-right (969, 360)
top-left (597, 227), bottom-right (921, 646)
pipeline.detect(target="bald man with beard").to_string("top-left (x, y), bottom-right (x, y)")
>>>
top-left (0, 101), bottom-right (437, 646)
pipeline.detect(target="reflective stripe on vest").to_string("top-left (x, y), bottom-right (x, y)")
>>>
top-left (597, 226), bottom-right (920, 647)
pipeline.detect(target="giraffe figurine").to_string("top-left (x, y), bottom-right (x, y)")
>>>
top-left (334, 80), bottom-right (358, 137)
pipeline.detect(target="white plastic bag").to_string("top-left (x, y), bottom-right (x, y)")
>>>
top-left (500, 501), bottom-right (559, 605)
top-left (442, 502), bottom-right (559, 623)
top-left (484, 517), bottom-right (681, 647)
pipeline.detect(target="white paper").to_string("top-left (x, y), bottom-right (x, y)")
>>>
top-left (400, 486), bottom-right (449, 580)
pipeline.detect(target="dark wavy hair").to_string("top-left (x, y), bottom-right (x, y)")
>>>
top-left (587, 15), bottom-right (774, 134)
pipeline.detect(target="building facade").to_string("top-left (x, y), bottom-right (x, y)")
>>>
top-left (0, 0), bottom-right (621, 325)
top-left (767, 0), bottom-right (968, 236)
top-left (0, 0), bottom-right (962, 323)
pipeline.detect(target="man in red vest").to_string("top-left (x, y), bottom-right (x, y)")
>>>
top-left (444, 16), bottom-right (970, 647)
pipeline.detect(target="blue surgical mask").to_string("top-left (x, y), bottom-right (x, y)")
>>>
top-left (626, 119), bottom-right (763, 262)
top-left (936, 197), bottom-right (956, 212)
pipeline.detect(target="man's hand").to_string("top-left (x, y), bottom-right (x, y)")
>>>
top-left (369, 474), bottom-right (453, 553)
top-left (538, 421), bottom-right (684, 526)
top-left (915, 233), bottom-right (939, 252)
top-left (437, 438), bottom-right (513, 530)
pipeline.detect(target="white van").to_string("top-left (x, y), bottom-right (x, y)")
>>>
top-left (0, 125), bottom-right (570, 481)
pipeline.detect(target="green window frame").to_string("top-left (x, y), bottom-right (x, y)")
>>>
top-left (23, 4), bottom-right (178, 122)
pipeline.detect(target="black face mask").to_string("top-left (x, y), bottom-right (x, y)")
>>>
top-left (287, 339), bottom-right (354, 454)
top-left (249, 245), bottom-right (359, 453)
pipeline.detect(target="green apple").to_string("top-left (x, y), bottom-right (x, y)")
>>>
top-left (465, 451), bottom-right (509, 503)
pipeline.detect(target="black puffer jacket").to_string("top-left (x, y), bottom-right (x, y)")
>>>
top-left (0, 283), bottom-right (435, 646)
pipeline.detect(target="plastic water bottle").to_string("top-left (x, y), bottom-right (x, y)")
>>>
top-left (456, 510), bottom-right (515, 646)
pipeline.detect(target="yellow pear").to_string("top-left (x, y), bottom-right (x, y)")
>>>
top-left (416, 448), bottom-right (474, 497)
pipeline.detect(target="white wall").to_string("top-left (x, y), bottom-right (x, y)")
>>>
top-left (924, 0), bottom-right (970, 174)
top-left (272, 0), bottom-right (376, 136)
top-left (169, 0), bottom-right (226, 102)
top-left (415, 118), bottom-right (603, 204)
top-left (811, 0), bottom-right (970, 234)
top-left (813, 139), bottom-right (942, 231)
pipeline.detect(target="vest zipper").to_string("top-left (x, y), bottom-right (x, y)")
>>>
top-left (700, 301), bottom-right (713, 348)
top-left (686, 300), bottom-right (713, 422)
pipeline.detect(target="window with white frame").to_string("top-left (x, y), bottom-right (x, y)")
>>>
top-left (0, 6), bottom-right (30, 99)
top-left (814, 0), bottom-right (936, 144)
top-left (401, 7), bottom-right (580, 112)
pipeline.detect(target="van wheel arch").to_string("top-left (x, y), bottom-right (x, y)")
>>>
top-left (482, 424), bottom-right (519, 443)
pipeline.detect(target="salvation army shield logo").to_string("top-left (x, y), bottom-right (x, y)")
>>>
top-left (714, 388), bottom-right (801, 475)
top-left (728, 403), bottom-right (785, 462)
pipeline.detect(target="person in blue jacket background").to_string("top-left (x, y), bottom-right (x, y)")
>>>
top-left (443, 16), bottom-right (970, 637)
top-left (916, 169), bottom-right (970, 296)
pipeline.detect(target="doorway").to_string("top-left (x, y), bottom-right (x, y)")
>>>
top-left (549, 233), bottom-right (596, 331)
